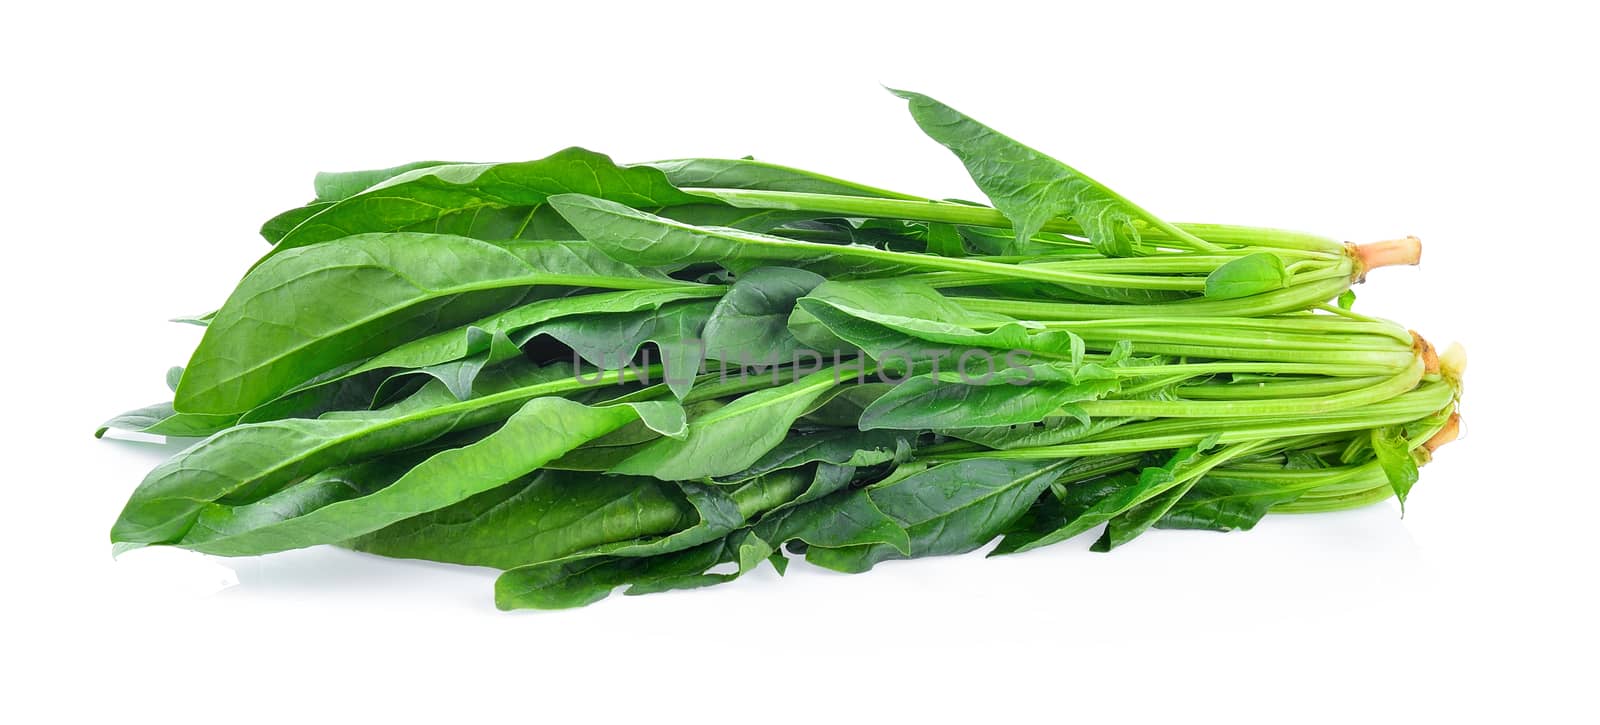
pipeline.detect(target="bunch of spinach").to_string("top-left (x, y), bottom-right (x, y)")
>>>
top-left (100, 89), bottom-right (1461, 609)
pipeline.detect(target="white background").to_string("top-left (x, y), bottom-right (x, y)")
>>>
top-left (5, 1), bottom-right (1595, 721)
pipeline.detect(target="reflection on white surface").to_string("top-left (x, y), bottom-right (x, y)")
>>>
top-left (111, 545), bottom-right (238, 599)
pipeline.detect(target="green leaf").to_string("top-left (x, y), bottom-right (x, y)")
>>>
top-left (924, 222), bottom-right (966, 257)
top-left (550, 194), bottom-right (1155, 289)
top-left (889, 88), bottom-right (1202, 256)
top-left (944, 413), bottom-right (1132, 450)
top-left (313, 160), bottom-right (457, 203)
top-left (550, 193), bottom-right (867, 270)
top-left (1204, 253), bottom-right (1289, 300)
top-left (1370, 425), bottom-right (1420, 511)
top-left (859, 371), bottom-right (1120, 430)
top-left (575, 472), bottom-right (810, 562)
top-left (347, 470), bottom-right (699, 569)
top-left (1092, 477), bottom-right (1200, 552)
top-left (175, 233), bottom-right (691, 416)
top-left (493, 464), bottom-right (907, 610)
top-left (702, 267), bottom-right (826, 365)
top-left (992, 447), bottom-right (1210, 555)
top-left (492, 469), bottom-right (821, 608)
top-left (529, 300), bottom-right (715, 399)
top-left (95, 401), bottom-right (237, 439)
top-left (270, 147), bottom-right (703, 252)
top-left (719, 428), bottom-right (914, 482)
top-left (643, 157), bottom-right (921, 199)
top-left (174, 396), bottom-right (684, 557)
top-left (750, 485), bottom-right (911, 562)
top-left (254, 287), bottom-right (725, 419)
top-left (805, 458), bottom-right (1068, 572)
top-left (112, 362), bottom-right (606, 545)
top-left (494, 538), bottom-right (745, 610)
top-left (169, 310), bottom-right (216, 327)
top-left (800, 383), bottom-right (894, 426)
top-left (1153, 474), bottom-right (1308, 532)
top-left (610, 368), bottom-right (841, 480)
top-left (791, 280), bottom-right (1072, 367)
top-left (259, 202), bottom-right (333, 244)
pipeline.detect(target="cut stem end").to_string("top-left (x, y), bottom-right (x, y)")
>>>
top-left (1440, 342), bottom-right (1468, 387)
top-left (1411, 331), bottom-right (1440, 376)
top-left (1350, 236), bottom-right (1423, 281)
top-left (1423, 412), bottom-right (1462, 454)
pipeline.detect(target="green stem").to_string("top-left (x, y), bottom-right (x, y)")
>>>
top-left (929, 382), bottom-right (1453, 460)
top-left (1037, 314), bottom-right (1413, 344)
top-left (683, 188), bottom-right (1347, 254)
top-left (1176, 375), bottom-right (1393, 400)
top-left (953, 274), bottom-right (1352, 320)
top-left (1075, 356), bottom-right (1422, 418)
top-left (1109, 361), bottom-right (1408, 378)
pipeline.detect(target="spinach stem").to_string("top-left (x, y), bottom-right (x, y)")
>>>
top-left (684, 188), bottom-right (1348, 254)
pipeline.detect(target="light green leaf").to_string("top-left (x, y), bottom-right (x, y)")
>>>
top-left (1370, 425), bottom-right (1420, 512)
top-left (1204, 252), bottom-right (1289, 299)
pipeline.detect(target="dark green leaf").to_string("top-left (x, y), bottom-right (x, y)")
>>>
top-left (347, 470), bottom-right (698, 569)
top-left (702, 267), bottom-right (826, 365)
top-left (1154, 474), bottom-right (1308, 532)
top-left (530, 300), bottom-right (715, 399)
top-left (719, 428), bottom-right (914, 481)
top-left (992, 447), bottom-right (1208, 555)
top-left (806, 458), bottom-right (1067, 572)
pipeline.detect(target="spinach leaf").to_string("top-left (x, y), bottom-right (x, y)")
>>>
top-left (173, 397), bottom-right (684, 556)
top-left (313, 160), bottom-right (458, 203)
top-left (493, 537), bottom-right (746, 610)
top-left (991, 448), bottom-right (1209, 555)
top-left (859, 372), bottom-right (1121, 430)
top-left (270, 147), bottom-right (703, 251)
top-left (493, 469), bottom-right (910, 610)
top-left (1370, 425), bottom-right (1420, 511)
top-left (610, 368), bottom-right (841, 480)
top-left (1204, 253), bottom-right (1290, 299)
top-left (889, 88), bottom-right (1211, 256)
top-left (530, 300), bottom-right (715, 399)
top-left (113, 362), bottom-right (623, 545)
top-left (719, 428), bottom-right (914, 482)
top-left (702, 267), bottom-right (826, 365)
top-left (643, 157), bottom-right (923, 199)
top-left (254, 286), bottom-right (726, 417)
top-left (95, 401), bottom-right (238, 439)
top-left (792, 280), bottom-right (1071, 364)
top-left (805, 458), bottom-right (1069, 572)
top-left (347, 470), bottom-right (698, 569)
top-left (1153, 473), bottom-right (1309, 532)
top-left (175, 233), bottom-right (693, 416)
